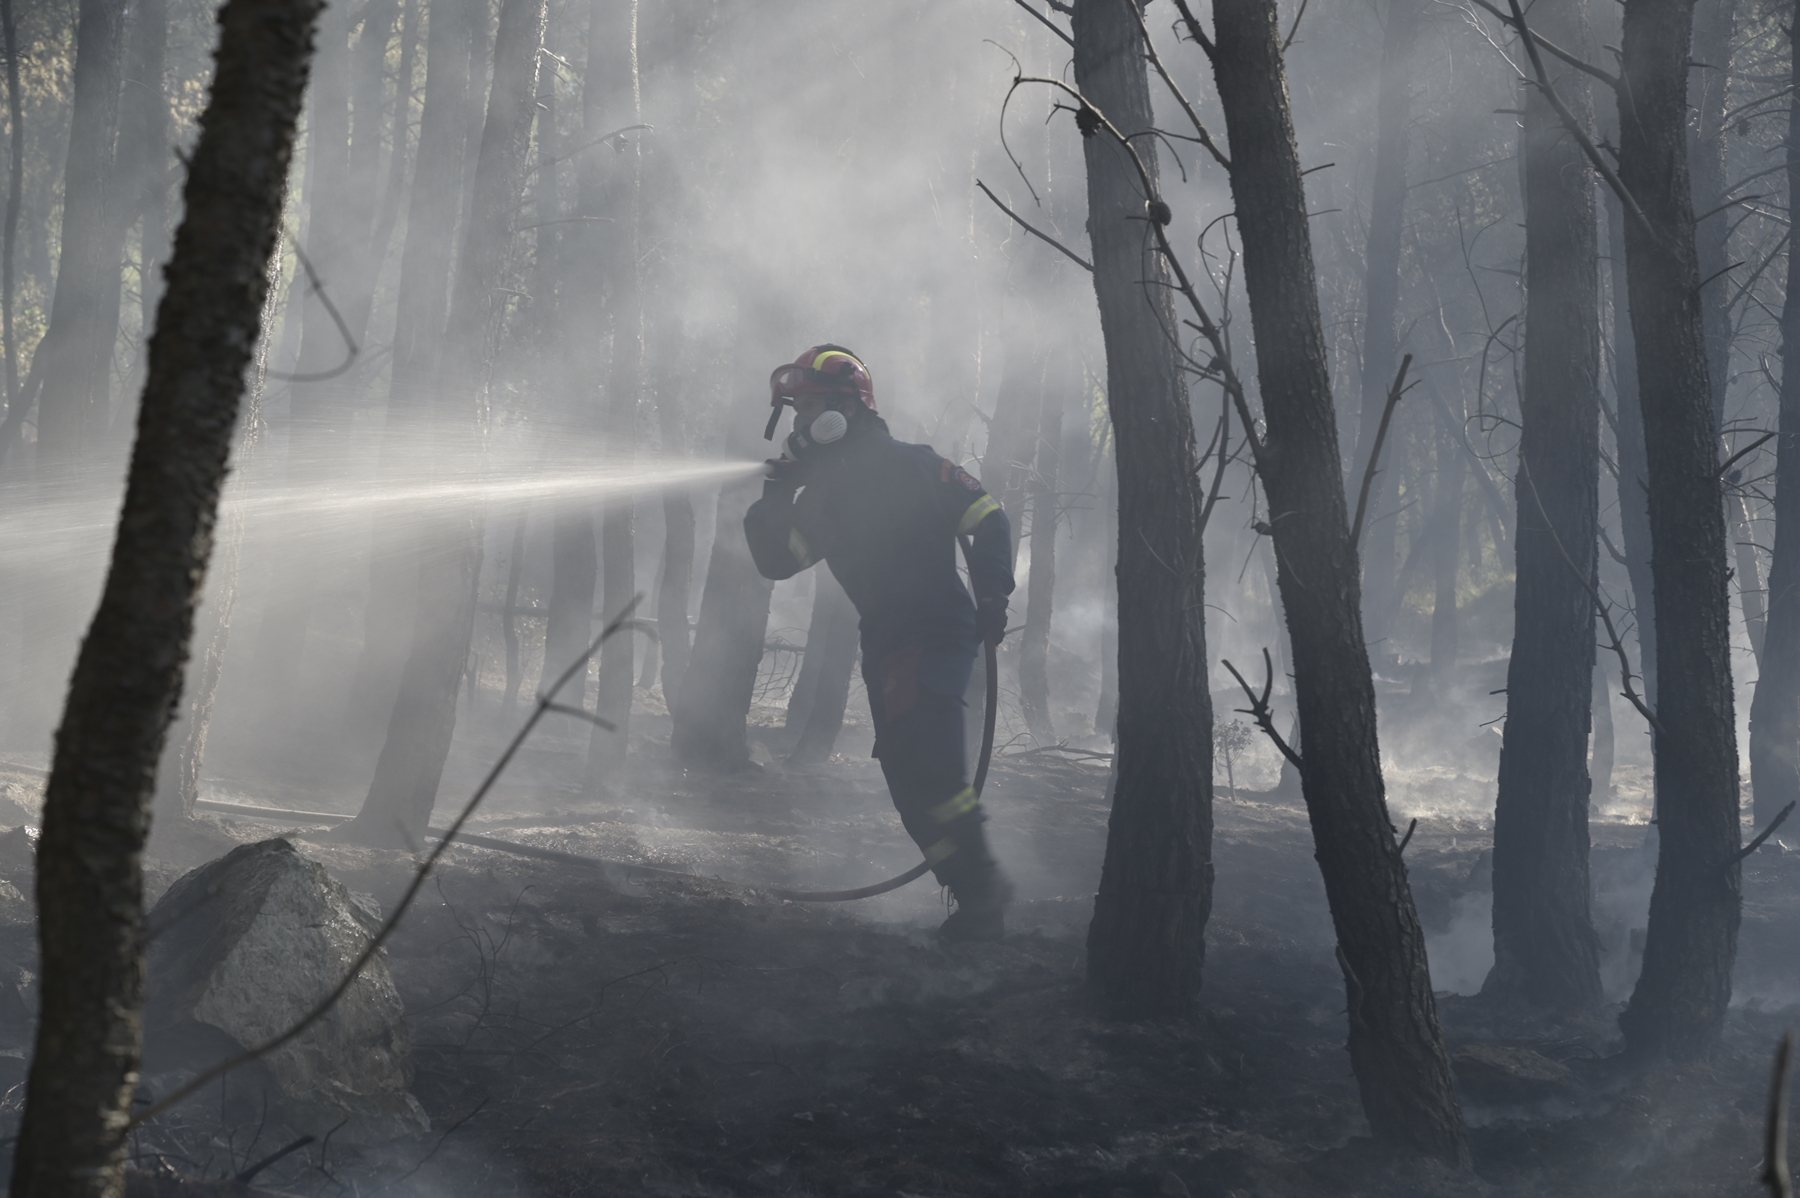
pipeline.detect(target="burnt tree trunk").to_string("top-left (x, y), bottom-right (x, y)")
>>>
top-left (1072, 0), bottom-right (1213, 1019)
top-left (341, 0), bottom-right (546, 846)
top-left (1019, 357), bottom-right (1064, 743)
top-left (1207, 0), bottom-right (1470, 1160)
top-left (34, 0), bottom-right (126, 461)
top-left (1613, 0), bottom-right (1743, 1060)
top-left (0, 0), bottom-right (20, 413)
top-left (1605, 184), bottom-right (1659, 705)
top-left (343, 0), bottom-right (480, 757)
top-left (671, 423), bottom-right (775, 771)
top-left (785, 570), bottom-right (859, 766)
top-left (1348, 0), bottom-right (1425, 657)
top-left (1748, 26), bottom-right (1800, 832)
top-left (1428, 383), bottom-right (1464, 689)
top-left (652, 315), bottom-right (695, 709)
top-left (1486, 0), bottom-right (1604, 1012)
top-left (1592, 644), bottom-right (1616, 803)
top-left (8, 0), bottom-right (315, 1186)
top-left (586, 0), bottom-right (643, 792)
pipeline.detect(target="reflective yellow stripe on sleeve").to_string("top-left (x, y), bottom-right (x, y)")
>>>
top-left (929, 786), bottom-right (979, 823)
top-left (789, 528), bottom-right (812, 567)
top-left (956, 494), bottom-right (1001, 535)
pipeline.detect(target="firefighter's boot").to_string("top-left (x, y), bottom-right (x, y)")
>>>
top-left (935, 821), bottom-right (1011, 943)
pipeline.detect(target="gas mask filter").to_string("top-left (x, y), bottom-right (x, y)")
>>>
top-left (785, 408), bottom-right (850, 461)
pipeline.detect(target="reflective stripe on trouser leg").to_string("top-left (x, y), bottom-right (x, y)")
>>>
top-left (929, 786), bottom-right (978, 824)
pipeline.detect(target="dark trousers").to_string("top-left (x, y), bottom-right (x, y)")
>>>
top-left (866, 641), bottom-right (999, 899)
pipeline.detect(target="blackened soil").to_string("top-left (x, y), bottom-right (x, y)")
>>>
top-left (0, 737), bottom-right (1797, 1197)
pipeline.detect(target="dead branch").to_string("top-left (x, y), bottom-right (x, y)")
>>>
top-left (267, 235), bottom-right (359, 383)
top-left (1398, 818), bottom-right (1418, 853)
top-left (1520, 465), bottom-right (1663, 733)
top-left (1464, 0), bottom-right (1619, 87)
top-left (1120, 0), bottom-right (1230, 169)
top-left (1351, 354), bottom-right (1412, 553)
top-left (975, 179), bottom-right (1093, 271)
top-left (1504, 0), bottom-right (1655, 244)
top-left (1009, 0), bottom-right (1073, 46)
top-left (1222, 648), bottom-right (1303, 769)
top-left (1198, 389), bottom-right (1233, 533)
top-left (1169, 0), bottom-right (1216, 59)
top-left (1722, 431), bottom-right (1778, 478)
top-left (1009, 74), bottom-right (1265, 469)
top-left (1728, 801), bottom-right (1797, 869)
top-left (1768, 1031), bottom-right (1795, 1198)
top-left (1282, 0), bottom-right (1310, 51)
top-left (130, 597), bottom-right (651, 1130)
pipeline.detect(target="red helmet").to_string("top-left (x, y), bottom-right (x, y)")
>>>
top-left (765, 345), bottom-right (875, 438)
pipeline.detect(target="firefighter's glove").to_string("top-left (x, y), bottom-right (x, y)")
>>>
top-left (763, 456), bottom-right (802, 498)
top-left (976, 596), bottom-right (1009, 644)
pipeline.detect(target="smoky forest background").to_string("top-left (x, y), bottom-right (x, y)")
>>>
top-left (5, 0), bottom-right (1800, 1192)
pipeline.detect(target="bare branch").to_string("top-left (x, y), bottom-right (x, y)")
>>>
top-left (1169, 0), bottom-right (1216, 59)
top-left (1282, 0), bottom-right (1311, 51)
top-left (1222, 648), bottom-right (1304, 769)
top-left (130, 598), bottom-right (649, 1129)
top-left (1465, 0), bottom-right (1620, 87)
top-left (975, 179), bottom-right (1093, 271)
top-left (1398, 818), bottom-right (1418, 853)
top-left (1728, 801), bottom-right (1797, 869)
top-left (1721, 431), bottom-right (1777, 478)
top-left (1009, 0), bottom-right (1072, 46)
top-left (1520, 465), bottom-right (1663, 733)
top-left (1506, 0), bottom-right (1655, 243)
top-left (1351, 354), bottom-right (1412, 552)
top-left (1120, 0), bottom-right (1231, 170)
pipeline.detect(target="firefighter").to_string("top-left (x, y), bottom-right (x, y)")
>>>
top-left (745, 345), bottom-right (1016, 941)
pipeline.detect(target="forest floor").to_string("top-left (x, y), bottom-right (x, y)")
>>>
top-left (0, 693), bottom-right (1793, 1197)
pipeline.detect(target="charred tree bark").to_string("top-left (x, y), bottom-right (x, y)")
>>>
top-left (1592, 643), bottom-right (1615, 803)
top-left (1428, 385), bottom-right (1465, 689)
top-left (785, 570), bottom-right (859, 766)
top-left (1605, 184), bottom-right (1659, 704)
top-left (1095, 448), bottom-right (1118, 734)
top-left (1072, 0), bottom-right (1213, 1020)
top-left (1019, 359), bottom-right (1064, 743)
top-left (34, 0), bottom-right (127, 461)
top-left (8, 0), bottom-right (315, 1185)
top-left (1349, 0), bottom-right (1425, 656)
top-left (540, 511), bottom-right (597, 708)
top-left (1486, 0), bottom-right (1604, 1012)
top-left (671, 429), bottom-right (775, 771)
top-left (653, 317), bottom-right (695, 709)
top-left (0, 0), bottom-right (20, 413)
top-left (123, 0), bottom-right (171, 325)
top-left (586, 0), bottom-right (644, 793)
top-left (340, 0), bottom-right (545, 846)
top-left (1206, 0), bottom-right (1470, 1160)
top-left (343, 0), bottom-right (480, 755)
top-left (1748, 27), bottom-right (1800, 832)
top-left (1613, 0), bottom-right (1743, 1060)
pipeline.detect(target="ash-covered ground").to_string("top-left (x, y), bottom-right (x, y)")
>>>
top-left (0, 684), bottom-right (1792, 1197)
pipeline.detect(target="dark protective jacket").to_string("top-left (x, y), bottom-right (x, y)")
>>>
top-left (744, 425), bottom-right (1014, 672)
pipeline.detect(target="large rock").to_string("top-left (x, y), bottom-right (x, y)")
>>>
top-left (145, 839), bottom-right (427, 1144)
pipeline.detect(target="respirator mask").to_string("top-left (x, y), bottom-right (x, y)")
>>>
top-left (784, 408), bottom-right (849, 461)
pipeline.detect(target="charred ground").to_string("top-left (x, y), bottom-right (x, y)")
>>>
top-left (0, 691), bottom-right (1788, 1197)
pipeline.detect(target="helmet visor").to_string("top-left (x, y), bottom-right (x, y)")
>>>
top-left (769, 363), bottom-right (856, 403)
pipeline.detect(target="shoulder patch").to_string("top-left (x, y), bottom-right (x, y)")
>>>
top-left (955, 467), bottom-right (983, 493)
